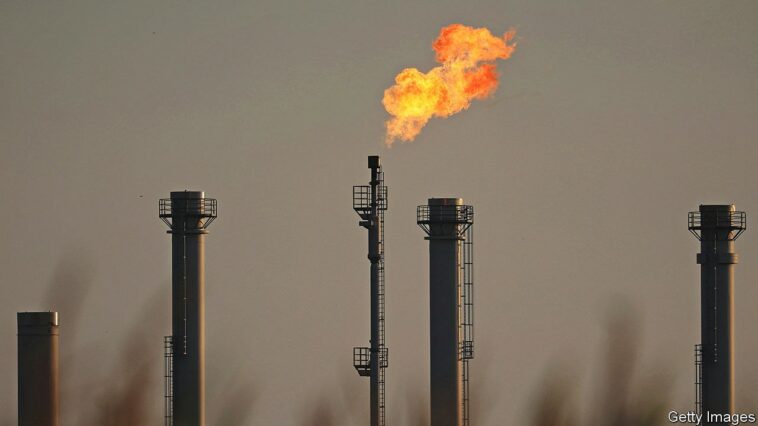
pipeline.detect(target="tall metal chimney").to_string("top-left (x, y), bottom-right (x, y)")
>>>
top-left (17, 311), bottom-right (60, 426)
top-left (689, 204), bottom-right (746, 423)
top-left (352, 156), bottom-right (389, 426)
top-left (160, 191), bottom-right (217, 426)
top-left (417, 198), bottom-right (474, 426)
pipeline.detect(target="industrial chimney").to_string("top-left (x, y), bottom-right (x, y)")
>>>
top-left (688, 204), bottom-right (746, 423)
top-left (160, 191), bottom-right (217, 426)
top-left (17, 311), bottom-right (60, 426)
top-left (352, 156), bottom-right (389, 426)
top-left (417, 198), bottom-right (474, 426)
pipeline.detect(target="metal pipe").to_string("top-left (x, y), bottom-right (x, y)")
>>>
top-left (17, 311), bottom-right (59, 426)
top-left (689, 204), bottom-right (745, 424)
top-left (160, 191), bottom-right (217, 426)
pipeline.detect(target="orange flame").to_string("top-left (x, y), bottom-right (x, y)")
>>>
top-left (382, 24), bottom-right (517, 146)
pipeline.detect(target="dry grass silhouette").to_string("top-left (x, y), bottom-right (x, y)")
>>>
top-left (88, 295), bottom-right (162, 426)
top-left (528, 305), bottom-right (672, 426)
top-left (6, 258), bottom-right (741, 425)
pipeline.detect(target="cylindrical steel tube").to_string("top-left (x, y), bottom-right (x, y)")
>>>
top-left (696, 205), bottom-right (739, 424)
top-left (425, 198), bottom-right (464, 426)
top-left (169, 191), bottom-right (210, 426)
top-left (18, 311), bottom-right (59, 426)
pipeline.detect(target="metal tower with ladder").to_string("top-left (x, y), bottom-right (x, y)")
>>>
top-left (688, 205), bottom-right (746, 423)
top-left (417, 200), bottom-right (474, 426)
top-left (159, 191), bottom-right (217, 426)
top-left (353, 156), bottom-right (389, 426)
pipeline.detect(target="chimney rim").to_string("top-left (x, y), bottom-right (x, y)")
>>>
top-left (699, 204), bottom-right (736, 212)
top-left (17, 311), bottom-right (59, 327)
top-left (170, 190), bottom-right (206, 199)
top-left (428, 198), bottom-right (463, 206)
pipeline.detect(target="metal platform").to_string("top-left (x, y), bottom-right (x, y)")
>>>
top-left (353, 347), bottom-right (389, 377)
top-left (159, 198), bottom-right (217, 229)
top-left (417, 204), bottom-right (473, 236)
top-left (688, 208), bottom-right (746, 241)
top-left (353, 185), bottom-right (388, 219)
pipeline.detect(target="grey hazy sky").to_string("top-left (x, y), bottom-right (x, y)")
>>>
top-left (2, 0), bottom-right (758, 424)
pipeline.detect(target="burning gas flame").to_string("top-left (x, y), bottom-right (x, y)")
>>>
top-left (382, 24), bottom-right (517, 146)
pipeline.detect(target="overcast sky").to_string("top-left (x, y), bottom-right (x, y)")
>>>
top-left (1, 0), bottom-right (758, 424)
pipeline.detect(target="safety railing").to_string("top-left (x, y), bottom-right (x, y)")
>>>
top-left (417, 204), bottom-right (473, 236)
top-left (353, 346), bottom-right (389, 377)
top-left (159, 198), bottom-right (217, 229)
top-left (353, 185), bottom-right (388, 213)
top-left (688, 210), bottom-right (746, 240)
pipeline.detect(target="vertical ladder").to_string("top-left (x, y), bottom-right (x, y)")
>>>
top-left (695, 344), bottom-right (703, 417)
top-left (461, 221), bottom-right (474, 426)
top-left (164, 336), bottom-right (174, 426)
top-left (377, 168), bottom-right (387, 426)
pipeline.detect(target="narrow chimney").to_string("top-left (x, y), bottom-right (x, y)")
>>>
top-left (418, 198), bottom-right (475, 426)
top-left (160, 191), bottom-right (217, 426)
top-left (18, 311), bottom-right (60, 426)
top-left (689, 204), bottom-right (746, 423)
